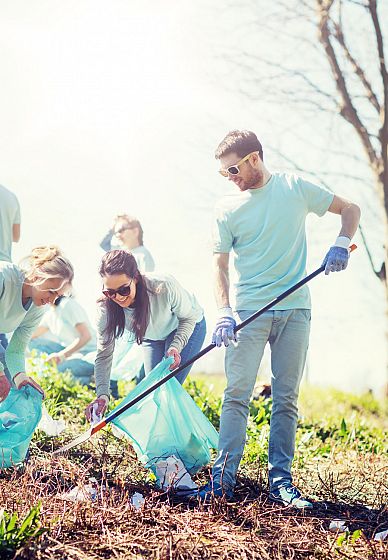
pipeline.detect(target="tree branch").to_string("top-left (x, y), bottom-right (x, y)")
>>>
top-left (256, 57), bottom-right (338, 104)
top-left (316, 0), bottom-right (380, 174)
top-left (332, 21), bottom-right (381, 113)
top-left (368, 0), bottom-right (388, 212)
top-left (345, 0), bottom-right (368, 7)
top-left (368, 0), bottom-right (388, 96)
top-left (358, 222), bottom-right (386, 280)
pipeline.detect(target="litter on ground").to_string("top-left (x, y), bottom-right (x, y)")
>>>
top-left (329, 519), bottom-right (349, 532)
top-left (59, 478), bottom-right (98, 502)
top-left (154, 455), bottom-right (198, 490)
top-left (38, 405), bottom-right (66, 436)
top-left (131, 492), bottom-right (145, 510)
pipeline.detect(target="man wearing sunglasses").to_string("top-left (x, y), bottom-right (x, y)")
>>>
top-left (198, 129), bottom-right (360, 508)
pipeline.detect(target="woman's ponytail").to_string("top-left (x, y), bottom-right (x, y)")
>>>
top-left (20, 245), bottom-right (74, 286)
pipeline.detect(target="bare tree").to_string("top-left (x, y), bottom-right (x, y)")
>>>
top-left (208, 0), bottom-right (386, 283)
top-left (315, 0), bottom-right (387, 283)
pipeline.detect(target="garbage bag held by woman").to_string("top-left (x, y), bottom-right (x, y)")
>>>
top-left (0, 386), bottom-right (43, 467)
top-left (111, 357), bottom-right (218, 475)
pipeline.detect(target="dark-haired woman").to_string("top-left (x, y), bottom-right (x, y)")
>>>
top-left (85, 250), bottom-right (206, 420)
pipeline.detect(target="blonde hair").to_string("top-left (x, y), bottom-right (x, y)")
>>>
top-left (114, 214), bottom-right (143, 245)
top-left (20, 246), bottom-right (74, 288)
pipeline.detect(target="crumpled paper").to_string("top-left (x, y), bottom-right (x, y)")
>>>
top-left (374, 529), bottom-right (388, 541)
top-left (154, 455), bottom-right (198, 490)
top-left (38, 405), bottom-right (66, 436)
top-left (131, 492), bottom-right (145, 510)
top-left (329, 519), bottom-right (349, 532)
top-left (59, 478), bottom-right (98, 502)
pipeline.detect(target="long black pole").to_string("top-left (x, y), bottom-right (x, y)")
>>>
top-left (105, 261), bottom-right (331, 425)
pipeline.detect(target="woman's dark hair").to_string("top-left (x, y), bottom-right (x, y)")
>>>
top-left (99, 250), bottom-right (151, 344)
top-left (54, 295), bottom-right (65, 306)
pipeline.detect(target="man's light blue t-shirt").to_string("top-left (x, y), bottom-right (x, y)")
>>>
top-left (212, 173), bottom-right (334, 311)
top-left (0, 184), bottom-right (20, 262)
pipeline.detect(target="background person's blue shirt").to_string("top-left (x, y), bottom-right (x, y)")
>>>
top-left (39, 296), bottom-right (96, 352)
top-left (0, 184), bottom-right (20, 262)
top-left (212, 173), bottom-right (334, 311)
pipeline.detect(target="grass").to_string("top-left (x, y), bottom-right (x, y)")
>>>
top-left (1, 358), bottom-right (387, 559)
top-left (0, 503), bottom-right (47, 559)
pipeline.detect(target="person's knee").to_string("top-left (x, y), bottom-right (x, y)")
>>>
top-left (223, 385), bottom-right (251, 410)
top-left (272, 393), bottom-right (298, 414)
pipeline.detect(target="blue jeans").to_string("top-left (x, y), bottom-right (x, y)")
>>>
top-left (29, 339), bottom-right (94, 386)
top-left (0, 340), bottom-right (12, 384)
top-left (142, 317), bottom-right (206, 385)
top-left (0, 334), bottom-right (8, 349)
top-left (212, 309), bottom-right (311, 491)
top-left (134, 364), bottom-right (146, 385)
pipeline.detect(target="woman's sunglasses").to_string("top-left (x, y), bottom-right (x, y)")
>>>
top-left (115, 225), bottom-right (136, 235)
top-left (102, 280), bottom-right (133, 300)
top-left (218, 151), bottom-right (256, 177)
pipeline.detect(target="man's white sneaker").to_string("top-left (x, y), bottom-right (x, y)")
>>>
top-left (269, 484), bottom-right (313, 509)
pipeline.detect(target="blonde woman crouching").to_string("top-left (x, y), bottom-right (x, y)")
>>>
top-left (0, 245), bottom-right (74, 401)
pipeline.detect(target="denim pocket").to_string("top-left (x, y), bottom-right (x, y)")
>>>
top-left (299, 309), bottom-right (311, 322)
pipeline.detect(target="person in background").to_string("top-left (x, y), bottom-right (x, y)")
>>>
top-left (85, 250), bottom-right (206, 421)
top-left (198, 129), bottom-right (360, 508)
top-left (100, 214), bottom-right (155, 273)
top-left (0, 184), bottom-right (21, 349)
top-left (100, 214), bottom-right (155, 391)
top-left (29, 295), bottom-right (96, 386)
top-left (0, 246), bottom-right (74, 402)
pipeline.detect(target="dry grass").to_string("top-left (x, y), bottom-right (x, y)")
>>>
top-left (3, 368), bottom-right (387, 559)
top-left (1, 434), bottom-right (386, 560)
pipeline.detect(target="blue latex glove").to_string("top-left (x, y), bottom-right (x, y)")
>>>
top-left (322, 246), bottom-right (349, 275)
top-left (212, 316), bottom-right (237, 347)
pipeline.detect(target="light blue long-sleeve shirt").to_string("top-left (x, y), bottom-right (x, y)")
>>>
top-left (94, 273), bottom-right (203, 396)
top-left (99, 232), bottom-right (155, 273)
top-left (0, 262), bottom-right (44, 376)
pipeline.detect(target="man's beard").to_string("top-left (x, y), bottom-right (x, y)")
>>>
top-left (240, 168), bottom-right (264, 190)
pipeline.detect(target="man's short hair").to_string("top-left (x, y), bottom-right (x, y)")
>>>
top-left (215, 130), bottom-right (264, 161)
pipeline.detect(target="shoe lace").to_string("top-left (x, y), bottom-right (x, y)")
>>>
top-left (284, 485), bottom-right (301, 500)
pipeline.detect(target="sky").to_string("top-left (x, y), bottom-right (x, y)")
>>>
top-left (0, 0), bottom-right (386, 395)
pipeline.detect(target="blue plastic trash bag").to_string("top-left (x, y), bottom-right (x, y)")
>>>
top-left (0, 386), bottom-right (43, 468)
top-left (83, 333), bottom-right (143, 382)
top-left (111, 357), bottom-right (218, 475)
top-left (110, 335), bottom-right (143, 381)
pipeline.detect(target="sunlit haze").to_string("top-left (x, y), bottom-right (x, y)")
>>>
top-left (0, 0), bottom-right (385, 394)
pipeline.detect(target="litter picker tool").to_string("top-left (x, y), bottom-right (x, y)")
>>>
top-left (54, 244), bottom-right (357, 454)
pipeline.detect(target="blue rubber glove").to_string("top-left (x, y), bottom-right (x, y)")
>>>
top-left (322, 246), bottom-right (349, 275)
top-left (212, 316), bottom-right (237, 347)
